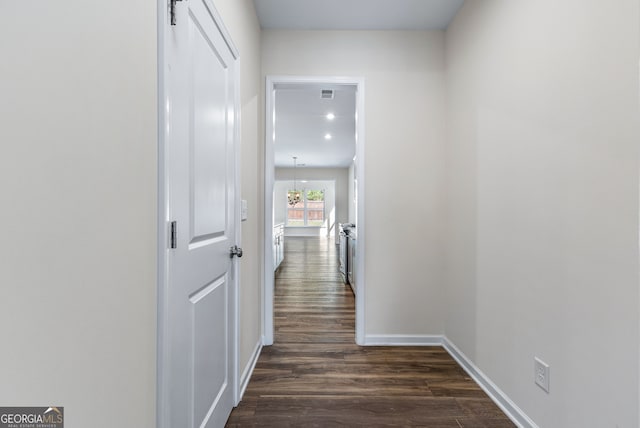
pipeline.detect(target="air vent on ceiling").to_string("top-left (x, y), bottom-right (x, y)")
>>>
top-left (321, 89), bottom-right (334, 99)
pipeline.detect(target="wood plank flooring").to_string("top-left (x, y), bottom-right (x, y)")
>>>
top-left (226, 237), bottom-right (515, 427)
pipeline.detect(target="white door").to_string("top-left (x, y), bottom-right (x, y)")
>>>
top-left (162, 0), bottom-right (239, 426)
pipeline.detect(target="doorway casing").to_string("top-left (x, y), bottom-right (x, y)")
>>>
top-left (263, 76), bottom-right (366, 346)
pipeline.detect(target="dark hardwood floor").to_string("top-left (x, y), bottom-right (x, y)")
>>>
top-left (226, 237), bottom-right (515, 427)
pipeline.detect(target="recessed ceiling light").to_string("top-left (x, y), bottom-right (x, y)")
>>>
top-left (326, 112), bottom-right (335, 120)
top-left (324, 133), bottom-right (332, 140)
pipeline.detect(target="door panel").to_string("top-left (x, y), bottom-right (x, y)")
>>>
top-left (190, 10), bottom-right (229, 240)
top-left (163, 0), bottom-right (238, 426)
top-left (190, 276), bottom-right (227, 426)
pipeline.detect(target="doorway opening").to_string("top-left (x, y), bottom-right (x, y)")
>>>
top-left (263, 76), bottom-right (366, 346)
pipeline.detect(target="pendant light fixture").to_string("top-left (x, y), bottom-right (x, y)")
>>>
top-left (288, 156), bottom-right (301, 206)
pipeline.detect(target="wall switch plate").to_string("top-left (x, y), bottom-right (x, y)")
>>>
top-left (534, 357), bottom-right (550, 393)
top-left (241, 199), bottom-right (248, 221)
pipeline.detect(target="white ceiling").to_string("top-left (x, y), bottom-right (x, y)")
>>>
top-left (274, 84), bottom-right (356, 168)
top-left (254, 0), bottom-right (465, 30)
top-left (261, 0), bottom-right (464, 168)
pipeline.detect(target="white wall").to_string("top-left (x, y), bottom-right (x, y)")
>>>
top-left (444, 1), bottom-right (640, 426)
top-left (275, 167), bottom-right (348, 240)
top-left (0, 1), bottom-right (157, 426)
top-left (214, 0), bottom-right (263, 390)
top-left (263, 31), bottom-right (447, 336)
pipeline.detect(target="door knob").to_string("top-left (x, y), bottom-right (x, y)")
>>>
top-left (230, 245), bottom-right (243, 258)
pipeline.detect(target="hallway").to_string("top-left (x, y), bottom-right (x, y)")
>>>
top-left (226, 237), bottom-right (514, 427)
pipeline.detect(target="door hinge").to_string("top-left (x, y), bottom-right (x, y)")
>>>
top-left (170, 0), bottom-right (183, 26)
top-left (170, 221), bottom-right (177, 249)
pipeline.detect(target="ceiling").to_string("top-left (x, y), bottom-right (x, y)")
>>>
top-left (254, 0), bottom-right (465, 30)
top-left (274, 84), bottom-right (356, 168)
top-left (260, 0), bottom-right (464, 168)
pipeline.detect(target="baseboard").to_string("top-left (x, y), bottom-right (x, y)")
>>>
top-left (442, 337), bottom-right (538, 428)
top-left (237, 340), bottom-right (262, 404)
top-left (363, 334), bottom-right (444, 346)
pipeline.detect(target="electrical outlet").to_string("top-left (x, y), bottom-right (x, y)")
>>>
top-left (534, 357), bottom-right (550, 393)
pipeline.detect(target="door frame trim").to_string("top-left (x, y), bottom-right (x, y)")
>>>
top-left (263, 75), bottom-right (366, 346)
top-left (157, 1), bottom-right (241, 426)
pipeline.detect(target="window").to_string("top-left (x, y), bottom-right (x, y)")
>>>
top-left (287, 189), bottom-right (325, 227)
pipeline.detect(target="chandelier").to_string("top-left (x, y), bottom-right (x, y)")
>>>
top-left (287, 156), bottom-right (301, 206)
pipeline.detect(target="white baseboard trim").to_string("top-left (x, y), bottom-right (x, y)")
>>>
top-left (442, 337), bottom-right (538, 428)
top-left (363, 334), bottom-right (444, 346)
top-left (237, 340), bottom-right (262, 404)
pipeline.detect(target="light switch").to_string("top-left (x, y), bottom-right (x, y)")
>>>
top-left (241, 199), bottom-right (248, 221)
